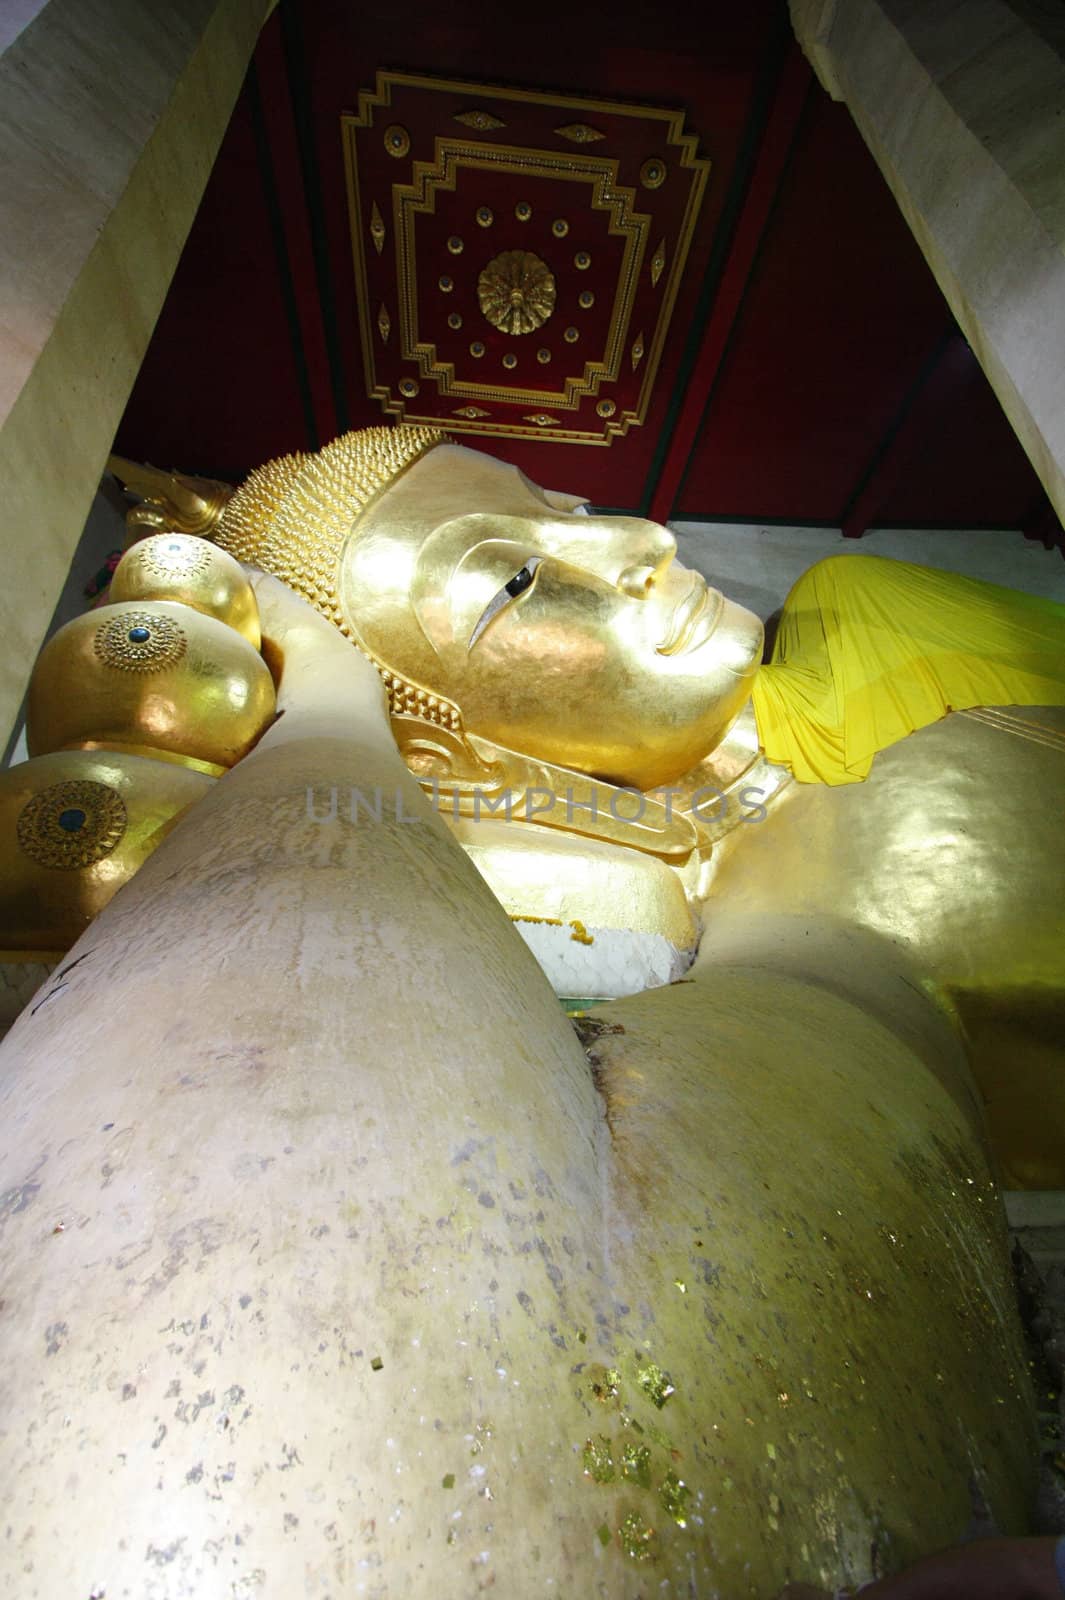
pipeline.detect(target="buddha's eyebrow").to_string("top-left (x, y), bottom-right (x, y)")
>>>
top-left (468, 556), bottom-right (542, 652)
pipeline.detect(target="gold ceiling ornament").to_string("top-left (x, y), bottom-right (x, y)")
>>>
top-left (563, 326), bottom-right (579, 343)
top-left (631, 330), bottom-right (645, 370)
top-left (524, 413), bottom-right (560, 427)
top-left (574, 250), bottom-right (591, 270)
top-left (369, 201), bottom-right (386, 254)
top-left (399, 377), bottom-right (419, 397)
top-left (377, 303), bottom-right (391, 343)
top-left (478, 249), bottom-right (556, 335)
top-left (453, 108), bottom-right (505, 130)
top-left (536, 347), bottom-right (551, 364)
top-left (17, 779), bottom-right (127, 872)
top-left (344, 72), bottom-right (712, 442)
top-left (453, 405), bottom-right (490, 419)
top-left (447, 311), bottom-right (463, 329)
top-left (640, 156), bottom-right (667, 188)
top-left (502, 352), bottom-right (518, 369)
top-left (383, 123), bottom-right (410, 158)
top-left (596, 398), bottom-right (616, 418)
top-left (554, 122), bottom-right (605, 143)
top-left (213, 426), bottom-right (462, 733)
top-left (650, 238), bottom-right (666, 287)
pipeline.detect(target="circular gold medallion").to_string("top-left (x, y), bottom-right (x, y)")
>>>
top-left (470, 340), bottom-right (486, 358)
top-left (515, 202), bottom-right (532, 222)
top-left (447, 235), bottom-right (464, 255)
top-left (578, 289), bottom-right (595, 309)
top-left (552, 219), bottom-right (569, 238)
top-left (17, 779), bottom-right (127, 871)
top-left (476, 206), bottom-right (494, 228)
top-left (477, 250), bottom-right (556, 336)
top-left (447, 311), bottom-right (463, 330)
top-left (640, 157), bottom-right (667, 188)
top-left (574, 250), bottom-right (591, 270)
top-left (438, 274), bottom-right (454, 293)
top-left (399, 377), bottom-right (419, 397)
top-left (502, 352), bottom-right (518, 370)
top-left (597, 398), bottom-right (616, 418)
top-left (93, 610), bottom-right (187, 674)
top-left (564, 326), bottom-right (579, 343)
top-left (536, 347), bottom-right (551, 364)
top-left (140, 535), bottom-right (212, 582)
top-left (384, 124), bottom-right (410, 159)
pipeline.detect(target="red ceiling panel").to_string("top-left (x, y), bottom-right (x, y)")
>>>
top-left (675, 93), bottom-right (955, 522)
top-left (113, 0), bottom-right (1045, 533)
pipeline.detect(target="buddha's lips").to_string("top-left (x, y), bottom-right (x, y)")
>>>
top-left (656, 574), bottom-right (716, 655)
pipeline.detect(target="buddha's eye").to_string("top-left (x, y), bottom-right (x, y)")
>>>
top-left (469, 556), bottom-right (542, 650)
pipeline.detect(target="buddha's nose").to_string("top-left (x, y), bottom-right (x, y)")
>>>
top-left (616, 519), bottom-right (677, 598)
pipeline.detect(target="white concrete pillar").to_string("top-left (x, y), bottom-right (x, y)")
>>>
top-left (0, 0), bottom-right (275, 746)
top-left (790, 0), bottom-right (1065, 530)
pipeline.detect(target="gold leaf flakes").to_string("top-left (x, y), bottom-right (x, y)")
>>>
top-left (554, 122), bottom-right (605, 144)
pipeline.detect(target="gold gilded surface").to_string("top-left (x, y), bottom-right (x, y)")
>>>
top-left (0, 748), bottom-right (212, 956)
top-left (27, 601), bottom-right (276, 772)
top-left (110, 531), bottom-right (262, 648)
top-left (477, 249), bottom-right (556, 334)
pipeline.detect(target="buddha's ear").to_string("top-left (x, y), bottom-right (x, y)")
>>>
top-left (390, 714), bottom-right (503, 787)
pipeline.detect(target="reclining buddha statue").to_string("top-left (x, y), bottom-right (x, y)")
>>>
top-left (0, 425), bottom-right (1063, 1598)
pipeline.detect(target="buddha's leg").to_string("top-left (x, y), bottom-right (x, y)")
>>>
top-left (701, 707), bottom-right (1065, 1187)
top-left (0, 588), bottom-right (622, 1597)
top-left (0, 584), bottom-right (1037, 1597)
top-left (584, 956), bottom-right (1036, 1593)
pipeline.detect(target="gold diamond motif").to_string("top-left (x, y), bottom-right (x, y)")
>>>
top-left (478, 249), bottom-right (556, 336)
top-left (454, 110), bottom-right (505, 130)
top-left (651, 238), bottom-right (666, 288)
top-left (454, 406), bottom-right (490, 419)
top-left (378, 304), bottom-right (391, 342)
top-left (370, 201), bottom-right (386, 255)
top-left (631, 331), bottom-right (645, 371)
top-left (554, 123), bottom-right (605, 144)
top-left (524, 414), bottom-right (560, 427)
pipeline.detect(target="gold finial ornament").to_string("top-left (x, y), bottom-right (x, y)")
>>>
top-left (477, 250), bottom-right (556, 335)
top-left (27, 602), bottom-right (276, 773)
top-left (109, 533), bottom-right (262, 649)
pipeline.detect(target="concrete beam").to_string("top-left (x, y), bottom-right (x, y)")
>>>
top-left (0, 0), bottom-right (275, 745)
top-left (790, 0), bottom-right (1065, 533)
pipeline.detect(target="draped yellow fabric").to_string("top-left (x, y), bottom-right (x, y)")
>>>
top-left (751, 554), bottom-right (1065, 785)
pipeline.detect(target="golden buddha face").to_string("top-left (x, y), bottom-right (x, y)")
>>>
top-left (341, 444), bottom-right (763, 789)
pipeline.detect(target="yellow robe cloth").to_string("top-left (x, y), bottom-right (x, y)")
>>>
top-left (751, 554), bottom-right (1065, 785)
